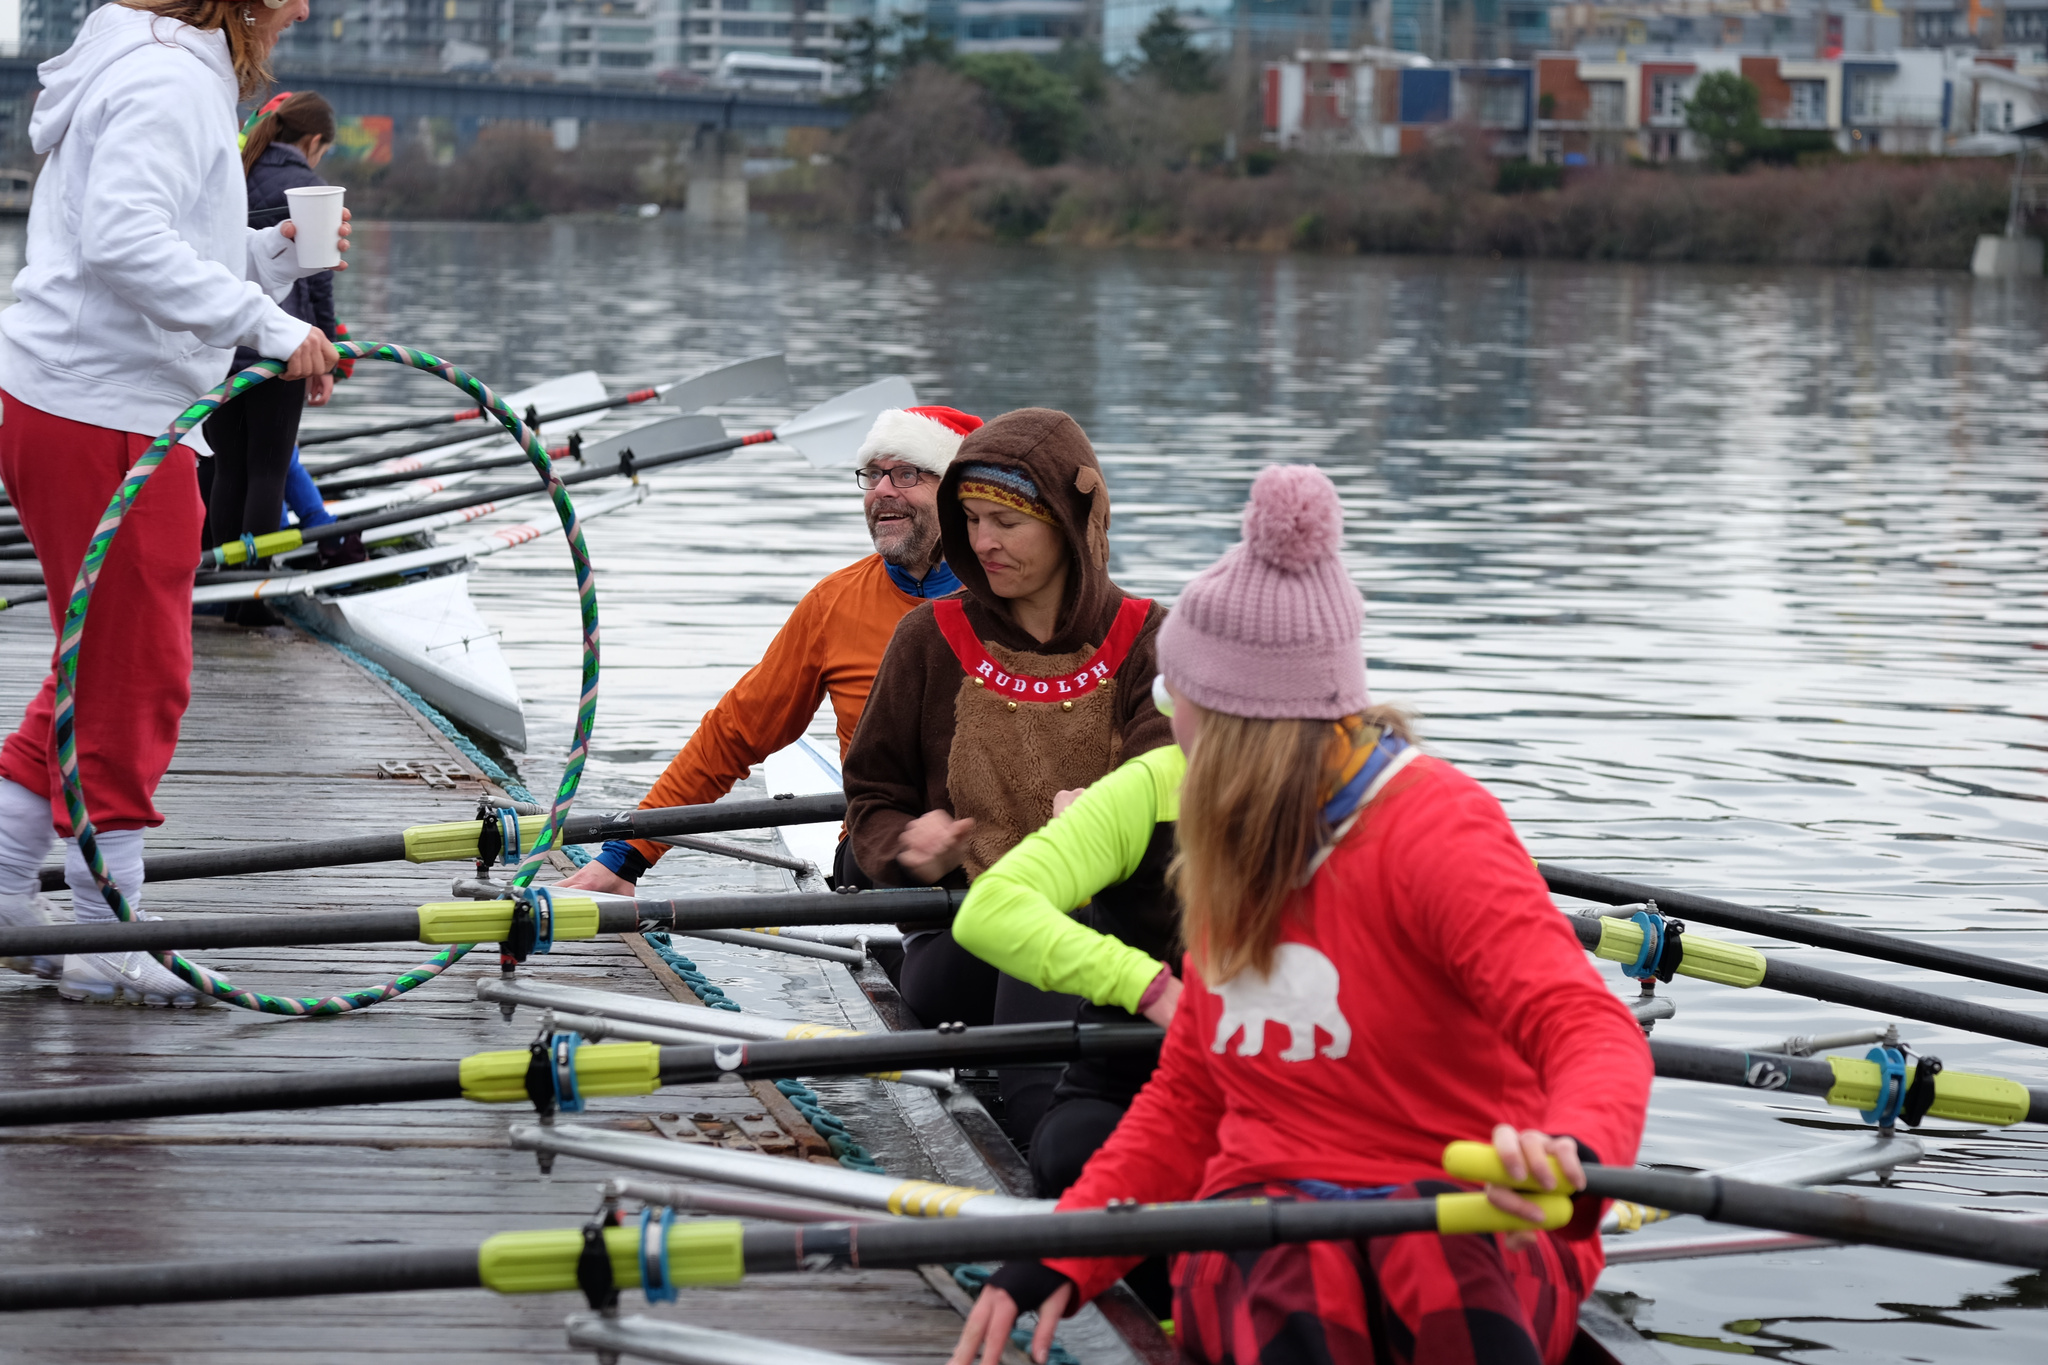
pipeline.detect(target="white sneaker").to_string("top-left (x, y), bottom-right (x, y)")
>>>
top-left (60, 947), bottom-right (209, 1008)
top-left (0, 893), bottom-right (63, 979)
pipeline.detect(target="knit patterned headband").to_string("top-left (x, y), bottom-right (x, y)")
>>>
top-left (955, 462), bottom-right (1054, 525)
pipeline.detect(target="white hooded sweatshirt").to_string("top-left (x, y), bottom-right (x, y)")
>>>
top-left (0, 4), bottom-right (315, 438)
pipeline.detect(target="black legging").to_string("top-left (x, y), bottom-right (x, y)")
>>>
top-left (203, 375), bottom-right (307, 551)
top-left (898, 928), bottom-right (1080, 1144)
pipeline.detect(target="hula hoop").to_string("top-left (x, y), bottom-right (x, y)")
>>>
top-left (50, 342), bottom-right (599, 1015)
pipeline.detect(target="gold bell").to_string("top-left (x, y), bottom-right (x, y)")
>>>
top-left (1005, 701), bottom-right (1018, 712)
top-left (972, 677), bottom-right (985, 688)
top-left (1060, 701), bottom-right (1073, 712)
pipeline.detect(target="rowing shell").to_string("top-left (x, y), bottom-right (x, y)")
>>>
top-left (194, 484), bottom-right (649, 750)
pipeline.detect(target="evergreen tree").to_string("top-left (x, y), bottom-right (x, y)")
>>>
top-left (955, 53), bottom-right (1088, 165)
top-left (1685, 71), bottom-right (1763, 170)
top-left (1135, 8), bottom-right (1218, 94)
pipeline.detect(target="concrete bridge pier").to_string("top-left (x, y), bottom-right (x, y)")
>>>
top-left (686, 128), bottom-right (748, 227)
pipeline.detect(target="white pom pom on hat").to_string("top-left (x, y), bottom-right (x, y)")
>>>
top-left (1156, 464), bottom-right (1368, 721)
top-left (854, 406), bottom-right (984, 478)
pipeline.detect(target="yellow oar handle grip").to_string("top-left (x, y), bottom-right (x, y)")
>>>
top-left (1435, 1191), bottom-right (1572, 1233)
top-left (1441, 1140), bottom-right (1572, 1192)
top-left (459, 1040), bottom-right (662, 1103)
top-left (403, 816), bottom-right (555, 864)
top-left (416, 897), bottom-right (601, 945)
top-left (1592, 915), bottom-right (1766, 988)
top-left (478, 1221), bottom-right (744, 1293)
top-left (1826, 1055), bottom-right (2032, 1126)
top-left (213, 528), bottom-right (304, 567)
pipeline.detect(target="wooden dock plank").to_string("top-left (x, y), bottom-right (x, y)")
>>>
top-left (0, 613), bottom-right (972, 1362)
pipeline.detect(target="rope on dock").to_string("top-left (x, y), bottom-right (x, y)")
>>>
top-left (52, 343), bottom-right (602, 1013)
top-left (299, 623), bottom-right (590, 867)
top-left (637, 927), bottom-right (886, 1173)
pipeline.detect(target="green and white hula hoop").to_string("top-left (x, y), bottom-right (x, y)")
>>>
top-left (51, 342), bottom-right (599, 1014)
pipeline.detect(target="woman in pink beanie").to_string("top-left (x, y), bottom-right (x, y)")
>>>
top-left (951, 465), bottom-right (1652, 1365)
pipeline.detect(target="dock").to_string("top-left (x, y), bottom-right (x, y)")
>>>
top-left (0, 612), bottom-right (1001, 1362)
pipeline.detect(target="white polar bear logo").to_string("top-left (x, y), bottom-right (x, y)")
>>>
top-left (1211, 942), bottom-right (1351, 1062)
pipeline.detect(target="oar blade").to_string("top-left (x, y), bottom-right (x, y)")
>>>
top-left (578, 414), bottom-right (728, 468)
top-left (662, 352), bottom-right (790, 412)
top-left (775, 375), bottom-right (918, 468)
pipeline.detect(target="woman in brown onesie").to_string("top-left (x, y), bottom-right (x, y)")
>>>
top-left (842, 408), bottom-right (1172, 1146)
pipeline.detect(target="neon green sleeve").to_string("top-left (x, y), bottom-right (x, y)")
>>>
top-left (953, 746), bottom-right (1184, 1013)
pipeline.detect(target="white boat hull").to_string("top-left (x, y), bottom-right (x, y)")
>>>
top-left (300, 571), bottom-right (526, 750)
top-left (763, 736), bottom-right (843, 876)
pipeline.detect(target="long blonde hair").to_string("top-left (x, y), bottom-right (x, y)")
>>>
top-left (120, 0), bottom-right (272, 100)
top-left (1172, 702), bottom-right (1416, 987)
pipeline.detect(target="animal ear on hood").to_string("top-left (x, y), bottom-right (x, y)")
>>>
top-left (1075, 465), bottom-right (1109, 569)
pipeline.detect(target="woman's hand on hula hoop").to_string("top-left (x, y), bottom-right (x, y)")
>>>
top-left (950, 1281), bottom-right (1073, 1365)
top-left (306, 372), bottom-right (335, 407)
top-left (279, 208), bottom-right (351, 270)
top-left (1484, 1122), bottom-right (1585, 1250)
top-left (280, 325), bottom-right (340, 382)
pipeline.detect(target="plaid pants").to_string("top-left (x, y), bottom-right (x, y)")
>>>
top-left (1170, 1182), bottom-right (1587, 1365)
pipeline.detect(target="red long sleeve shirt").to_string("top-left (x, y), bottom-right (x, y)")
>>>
top-left (1046, 755), bottom-right (1652, 1303)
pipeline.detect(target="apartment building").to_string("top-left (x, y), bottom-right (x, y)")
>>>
top-left (1264, 43), bottom-right (2047, 158)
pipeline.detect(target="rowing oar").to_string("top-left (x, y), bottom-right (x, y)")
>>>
top-left (202, 373), bottom-right (912, 568)
top-left (0, 1020), bottom-right (1165, 1126)
top-left (312, 412), bottom-right (723, 500)
top-left (1649, 1035), bottom-right (2048, 1128)
top-left (17, 1149), bottom-right (2048, 1314)
top-left (0, 1192), bottom-right (1572, 1313)
top-left (1569, 909), bottom-right (2048, 1051)
top-left (0, 886), bottom-right (954, 959)
top-left (300, 350), bottom-right (785, 456)
top-left (32, 790), bottom-right (845, 892)
top-left (1544, 862), bottom-right (2048, 997)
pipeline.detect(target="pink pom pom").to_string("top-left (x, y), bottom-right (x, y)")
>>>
top-left (1240, 465), bottom-right (1342, 573)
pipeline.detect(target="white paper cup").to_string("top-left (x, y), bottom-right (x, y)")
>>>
top-left (284, 185), bottom-right (344, 269)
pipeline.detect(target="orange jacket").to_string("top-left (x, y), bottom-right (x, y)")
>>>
top-left (627, 553), bottom-right (930, 867)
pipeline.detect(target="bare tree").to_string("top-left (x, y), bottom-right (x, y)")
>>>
top-left (835, 64), bottom-right (1003, 228)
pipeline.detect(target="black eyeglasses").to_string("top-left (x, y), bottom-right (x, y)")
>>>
top-left (856, 465), bottom-right (928, 490)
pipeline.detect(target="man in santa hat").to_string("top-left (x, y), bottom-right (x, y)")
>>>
top-left (559, 404), bottom-right (981, 894)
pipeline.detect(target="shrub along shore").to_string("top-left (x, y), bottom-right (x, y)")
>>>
top-left (888, 155), bottom-right (2013, 269)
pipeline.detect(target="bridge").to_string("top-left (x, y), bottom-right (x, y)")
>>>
top-left (0, 58), bottom-right (851, 131)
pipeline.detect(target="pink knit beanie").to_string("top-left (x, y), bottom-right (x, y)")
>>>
top-left (1156, 464), bottom-right (1367, 720)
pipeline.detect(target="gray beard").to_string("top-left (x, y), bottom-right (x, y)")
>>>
top-left (870, 502), bottom-right (941, 571)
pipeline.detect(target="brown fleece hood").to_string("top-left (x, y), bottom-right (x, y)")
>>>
top-left (938, 407), bottom-right (1114, 655)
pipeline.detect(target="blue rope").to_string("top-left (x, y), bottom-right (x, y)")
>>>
top-left (773, 1078), bottom-right (885, 1173)
top-left (950, 1266), bottom-right (1083, 1365)
top-left (638, 928), bottom-right (884, 1173)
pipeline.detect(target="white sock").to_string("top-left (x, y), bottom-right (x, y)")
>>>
top-left (65, 828), bottom-right (144, 924)
top-left (0, 778), bottom-right (56, 902)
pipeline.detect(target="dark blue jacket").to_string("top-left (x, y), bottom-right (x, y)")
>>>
top-left (236, 142), bottom-right (337, 367)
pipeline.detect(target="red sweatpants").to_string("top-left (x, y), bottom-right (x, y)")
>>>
top-left (0, 389), bottom-right (202, 833)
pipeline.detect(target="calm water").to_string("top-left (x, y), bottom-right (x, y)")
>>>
top-left (26, 218), bottom-right (2048, 1360)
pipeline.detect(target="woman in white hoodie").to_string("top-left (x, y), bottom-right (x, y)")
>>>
top-left (0, 0), bottom-right (347, 1007)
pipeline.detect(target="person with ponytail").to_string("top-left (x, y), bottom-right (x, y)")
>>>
top-left (0, 0), bottom-right (348, 1006)
top-left (202, 89), bottom-right (342, 624)
top-left (949, 465), bottom-right (1653, 1365)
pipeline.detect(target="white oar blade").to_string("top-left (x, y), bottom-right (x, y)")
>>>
top-left (578, 414), bottom-right (727, 467)
top-left (660, 352), bottom-right (789, 412)
top-left (774, 375), bottom-right (918, 469)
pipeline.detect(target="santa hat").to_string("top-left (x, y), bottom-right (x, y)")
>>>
top-left (854, 405), bottom-right (983, 478)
